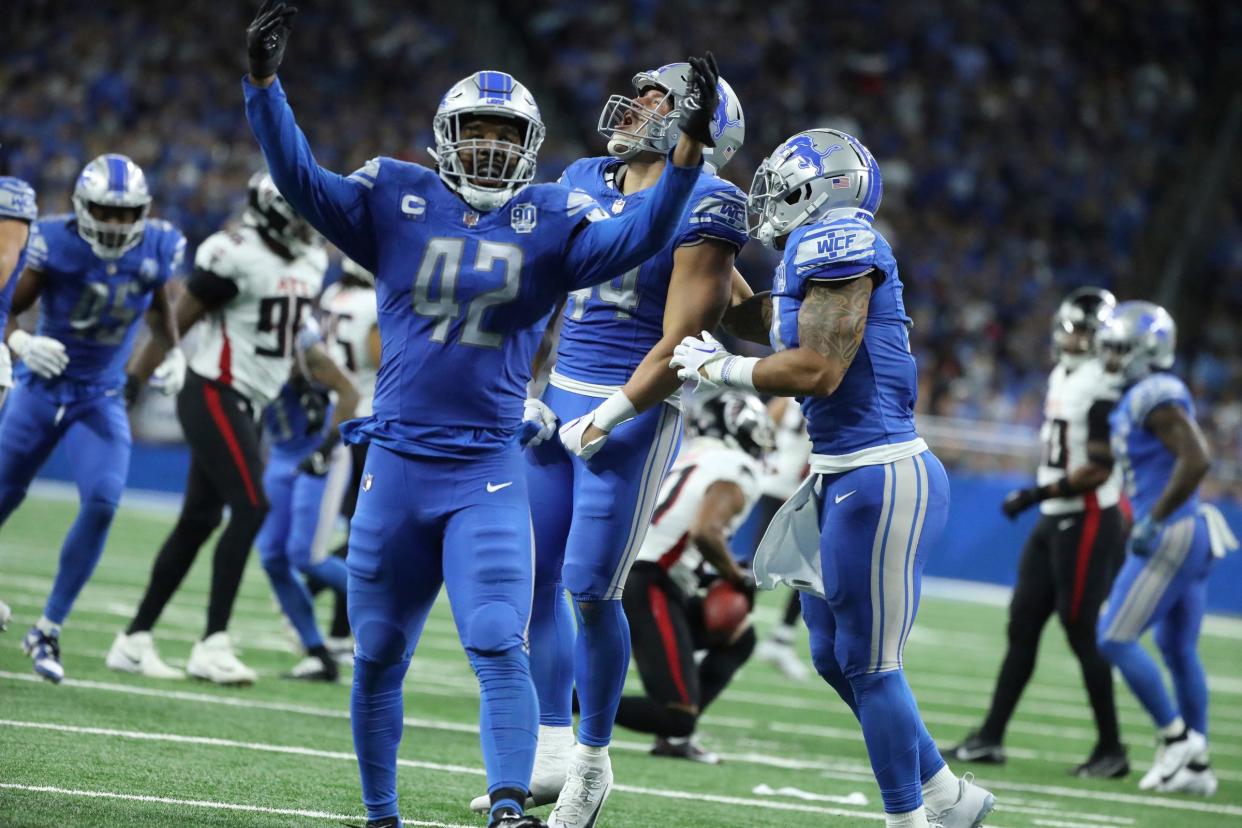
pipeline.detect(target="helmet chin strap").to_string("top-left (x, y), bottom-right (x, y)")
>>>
top-left (606, 137), bottom-right (643, 160)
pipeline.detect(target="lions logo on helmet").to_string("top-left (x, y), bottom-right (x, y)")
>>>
top-left (690, 392), bottom-right (776, 460)
top-left (747, 128), bottom-right (882, 247)
top-left (430, 71), bottom-right (546, 212)
top-left (597, 63), bottom-right (745, 172)
top-left (72, 154), bottom-right (151, 259)
top-left (1095, 301), bottom-right (1177, 383)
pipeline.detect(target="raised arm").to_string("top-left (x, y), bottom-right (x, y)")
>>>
top-left (244, 2), bottom-right (376, 269)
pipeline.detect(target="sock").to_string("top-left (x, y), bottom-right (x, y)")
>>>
top-left (352, 656), bottom-right (410, 820)
top-left (921, 764), bottom-right (959, 813)
top-left (471, 647), bottom-right (538, 796)
top-left (576, 743), bottom-right (608, 761)
top-left (262, 557), bottom-right (325, 650)
top-left (851, 670), bottom-right (924, 814)
top-left (35, 616), bottom-right (61, 637)
top-left (614, 696), bottom-right (696, 737)
top-left (1160, 717), bottom-right (1187, 739)
top-left (918, 720), bottom-right (947, 784)
top-left (1099, 637), bottom-right (1180, 731)
top-left (489, 787), bottom-right (525, 821)
top-left (529, 583), bottom-right (576, 726)
top-left (574, 600), bottom-right (630, 747)
top-left (43, 494), bottom-right (117, 624)
top-left (885, 806), bottom-right (929, 828)
top-left (536, 723), bottom-right (575, 761)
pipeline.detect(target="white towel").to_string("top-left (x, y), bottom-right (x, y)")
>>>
top-left (752, 473), bottom-right (826, 599)
top-left (1198, 503), bottom-right (1239, 559)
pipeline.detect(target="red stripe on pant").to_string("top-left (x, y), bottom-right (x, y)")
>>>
top-left (648, 583), bottom-right (690, 705)
top-left (202, 382), bottom-right (260, 507)
top-left (1069, 492), bottom-right (1101, 622)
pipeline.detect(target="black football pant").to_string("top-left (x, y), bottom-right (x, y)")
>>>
top-left (616, 562), bottom-right (756, 738)
top-left (129, 371), bottom-right (268, 638)
top-left (979, 501), bottom-right (1126, 750)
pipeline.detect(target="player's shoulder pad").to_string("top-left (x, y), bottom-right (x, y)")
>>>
top-left (302, 242), bottom-right (330, 274)
top-left (556, 156), bottom-right (607, 190)
top-left (1084, 358), bottom-right (1123, 401)
top-left (147, 218), bottom-right (187, 269)
top-left (787, 211), bottom-right (880, 281)
top-left (25, 215), bottom-right (75, 270)
top-left (0, 177), bottom-right (37, 222)
top-left (1128, 372), bottom-right (1191, 423)
top-left (192, 227), bottom-right (251, 277)
top-left (345, 156), bottom-right (385, 191)
top-left (696, 445), bottom-right (761, 487)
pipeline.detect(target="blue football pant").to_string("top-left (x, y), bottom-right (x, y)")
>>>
top-left (1098, 513), bottom-right (1213, 735)
top-left (801, 451), bottom-right (950, 814)
top-left (258, 444), bottom-right (352, 650)
top-left (0, 383), bottom-right (130, 625)
top-left (347, 443), bottom-right (537, 820)
top-left (526, 384), bottom-right (682, 745)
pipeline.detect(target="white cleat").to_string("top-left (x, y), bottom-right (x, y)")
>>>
top-left (22, 626), bottom-right (64, 684)
top-left (106, 631), bottom-right (184, 679)
top-left (470, 724), bottom-right (575, 813)
top-left (1157, 760), bottom-right (1218, 797)
top-left (926, 773), bottom-right (995, 828)
top-left (1139, 729), bottom-right (1207, 791)
top-left (548, 748), bottom-right (612, 828)
top-left (756, 636), bottom-right (810, 681)
top-left (186, 632), bottom-right (257, 686)
top-left (0, 599), bottom-right (11, 632)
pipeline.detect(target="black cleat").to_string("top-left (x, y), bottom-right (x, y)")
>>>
top-left (489, 809), bottom-right (546, 828)
top-left (364, 818), bottom-right (400, 828)
top-left (1073, 744), bottom-right (1130, 779)
top-left (947, 732), bottom-right (1006, 764)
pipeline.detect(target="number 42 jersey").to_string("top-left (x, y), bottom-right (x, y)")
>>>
top-left (189, 225), bottom-right (328, 407)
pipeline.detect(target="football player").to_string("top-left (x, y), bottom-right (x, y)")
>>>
top-left (107, 171), bottom-right (329, 684)
top-left (1096, 302), bottom-right (1231, 796)
top-left (950, 287), bottom-right (1129, 778)
top-left (615, 392), bottom-right (772, 763)
top-left (510, 62), bottom-right (747, 825)
top-left (0, 155), bottom-right (185, 683)
top-left (673, 128), bottom-right (995, 828)
top-left (0, 174), bottom-right (38, 633)
top-left (241, 3), bottom-right (716, 826)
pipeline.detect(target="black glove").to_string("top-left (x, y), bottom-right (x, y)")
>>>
top-left (299, 431), bottom-right (340, 477)
top-left (731, 569), bottom-right (758, 609)
top-left (677, 52), bottom-right (721, 147)
top-left (247, 0), bottom-right (298, 80)
top-left (292, 377), bottom-right (329, 434)
top-left (1001, 487), bottom-right (1039, 520)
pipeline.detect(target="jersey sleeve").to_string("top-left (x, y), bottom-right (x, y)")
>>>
top-left (786, 216), bottom-right (880, 283)
top-left (188, 230), bottom-right (248, 307)
top-left (1130, 374), bottom-right (1193, 425)
top-left (243, 76), bottom-right (378, 271)
top-left (156, 223), bottom-right (187, 284)
top-left (24, 220), bottom-right (50, 271)
top-left (0, 178), bottom-right (37, 223)
top-left (673, 182), bottom-right (748, 252)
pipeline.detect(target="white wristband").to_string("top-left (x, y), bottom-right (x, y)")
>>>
top-left (7, 329), bottom-right (31, 355)
top-left (594, 389), bottom-right (639, 432)
top-left (721, 356), bottom-right (760, 391)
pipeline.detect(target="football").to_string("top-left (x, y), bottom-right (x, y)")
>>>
top-left (702, 578), bottom-right (750, 639)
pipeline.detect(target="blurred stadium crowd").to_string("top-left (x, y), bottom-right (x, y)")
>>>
top-left (2, 0), bottom-right (1239, 491)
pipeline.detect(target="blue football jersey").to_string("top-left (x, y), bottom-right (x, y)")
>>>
top-left (245, 77), bottom-right (701, 458)
top-left (769, 208), bottom-right (919, 457)
top-left (1110, 373), bottom-right (1200, 524)
top-left (264, 381), bottom-right (330, 456)
top-left (0, 177), bottom-right (38, 333)
top-left (554, 157), bottom-right (747, 385)
top-left (20, 215), bottom-right (185, 396)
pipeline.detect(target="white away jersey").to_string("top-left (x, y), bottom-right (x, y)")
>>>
top-left (761, 400), bottom-right (813, 500)
top-left (1037, 358), bottom-right (1123, 514)
top-left (637, 437), bottom-right (764, 594)
top-left (321, 281), bottom-right (379, 418)
top-left (189, 226), bottom-right (328, 406)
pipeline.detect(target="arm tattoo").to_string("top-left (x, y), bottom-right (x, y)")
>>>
top-left (797, 274), bottom-right (873, 368)
top-left (721, 291), bottom-right (773, 346)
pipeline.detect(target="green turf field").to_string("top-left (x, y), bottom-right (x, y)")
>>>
top-left (1, 492), bottom-right (1239, 827)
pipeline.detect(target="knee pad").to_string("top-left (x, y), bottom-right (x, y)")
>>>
top-left (353, 616), bottom-right (412, 666)
top-left (462, 602), bottom-right (525, 656)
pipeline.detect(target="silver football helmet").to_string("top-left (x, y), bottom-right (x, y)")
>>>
top-left (598, 63), bottom-right (745, 172)
top-left (747, 128), bottom-right (883, 247)
top-left (431, 70), bottom-right (546, 211)
top-left (1095, 300), bottom-right (1177, 382)
top-left (1052, 286), bottom-right (1116, 368)
top-left (72, 154), bottom-right (151, 259)
top-left (244, 171), bottom-right (314, 254)
top-left (690, 391), bottom-right (776, 460)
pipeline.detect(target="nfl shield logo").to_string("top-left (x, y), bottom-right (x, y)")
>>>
top-left (463, 211), bottom-right (480, 227)
top-left (511, 204), bottom-right (538, 234)
top-left (611, 198), bottom-right (626, 214)
top-left (362, 473), bottom-right (374, 492)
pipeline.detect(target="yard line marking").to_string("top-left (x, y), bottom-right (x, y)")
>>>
top-left (2, 672), bottom-right (1238, 816)
top-left (0, 719), bottom-right (889, 821)
top-left (0, 782), bottom-right (467, 827)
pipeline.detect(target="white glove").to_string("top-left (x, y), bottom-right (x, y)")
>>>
top-left (670, 330), bottom-right (758, 392)
top-left (521, 397), bottom-right (558, 447)
top-left (558, 390), bottom-right (639, 460)
top-left (8, 329), bottom-right (68, 379)
top-left (151, 347), bottom-right (187, 397)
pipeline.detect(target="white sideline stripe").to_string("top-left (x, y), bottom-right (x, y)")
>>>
top-left (0, 782), bottom-right (467, 828)
top-left (3, 671), bottom-right (1239, 817)
top-left (0, 719), bottom-right (888, 821)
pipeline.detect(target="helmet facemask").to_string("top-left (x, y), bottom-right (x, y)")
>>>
top-left (746, 159), bottom-right (824, 248)
top-left (433, 111), bottom-right (544, 212)
top-left (73, 199), bottom-right (150, 259)
top-left (598, 85), bottom-right (678, 160)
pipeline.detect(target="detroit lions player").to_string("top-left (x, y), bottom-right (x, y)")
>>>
top-left (505, 62), bottom-right (747, 825)
top-left (243, 3), bottom-right (716, 826)
top-left (0, 174), bottom-right (38, 633)
top-left (1096, 302), bottom-right (1227, 796)
top-left (0, 154), bottom-right (185, 683)
top-left (673, 128), bottom-right (994, 828)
